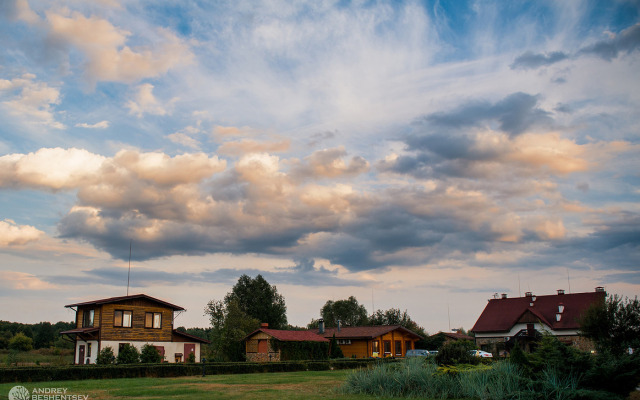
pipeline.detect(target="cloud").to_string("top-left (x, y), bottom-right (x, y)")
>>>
top-left (75, 120), bottom-right (110, 129)
top-left (578, 23), bottom-right (640, 61)
top-left (510, 51), bottom-right (569, 70)
top-left (423, 92), bottom-right (553, 136)
top-left (0, 73), bottom-right (64, 129)
top-left (0, 220), bottom-right (44, 246)
top-left (0, 271), bottom-right (57, 290)
top-left (126, 83), bottom-right (174, 117)
top-left (217, 139), bottom-right (290, 156)
top-left (290, 147), bottom-right (370, 180)
top-left (44, 9), bottom-right (194, 84)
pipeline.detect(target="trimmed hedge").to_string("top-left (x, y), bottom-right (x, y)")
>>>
top-left (0, 358), bottom-right (383, 383)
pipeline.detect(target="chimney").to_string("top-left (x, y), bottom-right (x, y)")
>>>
top-left (557, 289), bottom-right (565, 295)
top-left (318, 318), bottom-right (325, 334)
top-left (501, 293), bottom-right (508, 299)
top-left (525, 291), bottom-right (533, 297)
top-left (337, 320), bottom-right (341, 332)
top-left (595, 286), bottom-right (605, 292)
top-left (261, 323), bottom-right (269, 328)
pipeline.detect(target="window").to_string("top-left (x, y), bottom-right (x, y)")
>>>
top-left (145, 312), bottom-right (162, 329)
top-left (87, 343), bottom-right (92, 357)
top-left (383, 340), bottom-right (391, 355)
top-left (82, 309), bottom-right (94, 327)
top-left (337, 339), bottom-right (351, 345)
top-left (395, 341), bottom-right (402, 356)
top-left (405, 341), bottom-right (412, 352)
top-left (114, 310), bottom-right (132, 327)
top-left (372, 340), bottom-right (380, 356)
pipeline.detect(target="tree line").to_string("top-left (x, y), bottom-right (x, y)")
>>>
top-left (0, 320), bottom-right (75, 351)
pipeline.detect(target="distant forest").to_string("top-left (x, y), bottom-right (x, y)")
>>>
top-left (0, 320), bottom-right (75, 350)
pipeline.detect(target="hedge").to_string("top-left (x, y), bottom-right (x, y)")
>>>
top-left (0, 358), bottom-right (385, 383)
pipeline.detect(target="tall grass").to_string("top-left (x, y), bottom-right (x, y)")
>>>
top-left (342, 358), bottom-right (528, 400)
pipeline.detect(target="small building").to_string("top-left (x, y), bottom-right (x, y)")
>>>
top-left (60, 294), bottom-right (209, 364)
top-left (471, 287), bottom-right (606, 354)
top-left (430, 331), bottom-right (474, 345)
top-left (244, 323), bottom-right (329, 362)
top-left (321, 324), bottom-right (423, 358)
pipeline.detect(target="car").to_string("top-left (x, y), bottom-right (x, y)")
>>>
top-left (469, 349), bottom-right (493, 358)
top-left (406, 349), bottom-right (430, 357)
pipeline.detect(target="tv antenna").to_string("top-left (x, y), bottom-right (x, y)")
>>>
top-left (127, 239), bottom-right (132, 296)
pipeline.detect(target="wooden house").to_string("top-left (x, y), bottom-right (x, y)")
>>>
top-left (471, 287), bottom-right (606, 354)
top-left (60, 294), bottom-right (209, 365)
top-left (244, 323), bottom-right (329, 362)
top-left (321, 325), bottom-right (423, 358)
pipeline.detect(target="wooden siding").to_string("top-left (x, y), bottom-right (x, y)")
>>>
top-left (76, 306), bottom-right (101, 329)
top-left (338, 331), bottom-right (419, 358)
top-left (99, 302), bottom-right (173, 342)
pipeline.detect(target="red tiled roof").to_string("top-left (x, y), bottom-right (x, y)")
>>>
top-left (245, 329), bottom-right (329, 342)
top-left (64, 294), bottom-right (185, 311)
top-left (321, 325), bottom-right (423, 340)
top-left (471, 290), bottom-right (606, 333)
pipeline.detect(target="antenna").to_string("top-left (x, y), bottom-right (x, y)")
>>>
top-left (518, 273), bottom-right (521, 297)
top-left (371, 288), bottom-right (374, 314)
top-left (567, 269), bottom-right (571, 293)
top-left (127, 239), bottom-right (132, 296)
top-left (447, 303), bottom-right (451, 332)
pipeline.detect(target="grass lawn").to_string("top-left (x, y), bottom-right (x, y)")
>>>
top-left (0, 370), bottom-right (398, 400)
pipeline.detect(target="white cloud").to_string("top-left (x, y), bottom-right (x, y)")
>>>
top-left (0, 271), bottom-right (56, 290)
top-left (75, 120), bottom-right (110, 129)
top-left (126, 83), bottom-right (175, 117)
top-left (0, 219), bottom-right (44, 246)
top-left (0, 73), bottom-right (64, 129)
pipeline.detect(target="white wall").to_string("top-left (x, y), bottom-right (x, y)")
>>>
top-left (74, 340), bottom-right (99, 364)
top-left (99, 340), bottom-right (201, 363)
top-left (474, 322), bottom-right (579, 339)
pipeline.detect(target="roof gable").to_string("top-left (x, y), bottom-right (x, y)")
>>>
top-left (471, 290), bottom-right (605, 333)
top-left (64, 294), bottom-right (185, 311)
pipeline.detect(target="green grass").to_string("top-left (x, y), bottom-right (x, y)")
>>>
top-left (0, 370), bottom-right (399, 400)
top-left (0, 348), bottom-right (73, 367)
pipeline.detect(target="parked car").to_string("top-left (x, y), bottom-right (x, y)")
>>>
top-left (406, 349), bottom-right (430, 357)
top-left (469, 350), bottom-right (493, 358)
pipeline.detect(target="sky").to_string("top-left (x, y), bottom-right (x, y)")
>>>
top-left (0, 0), bottom-right (639, 334)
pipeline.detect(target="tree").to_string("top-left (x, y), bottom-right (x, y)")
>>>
top-left (369, 308), bottom-right (428, 347)
top-left (435, 339), bottom-right (477, 365)
top-left (8, 332), bottom-right (33, 351)
top-left (96, 346), bottom-right (115, 364)
top-left (224, 274), bottom-right (288, 329)
top-left (320, 296), bottom-right (368, 327)
top-left (34, 322), bottom-right (55, 349)
top-left (116, 343), bottom-right (140, 364)
top-left (204, 298), bottom-right (260, 362)
top-left (580, 294), bottom-right (640, 355)
top-left (140, 344), bottom-right (162, 363)
top-left (329, 333), bottom-right (344, 359)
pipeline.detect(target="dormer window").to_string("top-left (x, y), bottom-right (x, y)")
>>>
top-left (558, 304), bottom-right (564, 313)
top-left (556, 313), bottom-right (562, 322)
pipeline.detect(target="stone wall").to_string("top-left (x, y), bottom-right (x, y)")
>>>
top-left (246, 351), bottom-right (280, 362)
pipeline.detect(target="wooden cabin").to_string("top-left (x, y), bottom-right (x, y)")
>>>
top-left (60, 294), bottom-right (209, 364)
top-left (321, 325), bottom-right (423, 358)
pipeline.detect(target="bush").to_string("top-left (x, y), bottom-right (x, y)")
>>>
top-left (116, 344), bottom-right (139, 364)
top-left (96, 346), bottom-right (115, 365)
top-left (435, 340), bottom-right (477, 365)
top-left (186, 352), bottom-right (196, 363)
top-left (8, 333), bottom-right (33, 352)
top-left (140, 344), bottom-right (162, 363)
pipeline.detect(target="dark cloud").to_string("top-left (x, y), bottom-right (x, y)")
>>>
top-left (578, 23), bottom-right (640, 61)
top-left (510, 51), bottom-right (569, 70)
top-left (47, 259), bottom-right (360, 288)
top-left (424, 92), bottom-right (552, 136)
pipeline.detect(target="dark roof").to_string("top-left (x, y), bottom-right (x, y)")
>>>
top-left (471, 290), bottom-right (606, 333)
top-left (64, 294), bottom-right (185, 311)
top-left (433, 331), bottom-right (474, 341)
top-left (59, 327), bottom-right (100, 335)
top-left (245, 328), bottom-right (329, 342)
top-left (321, 325), bottom-right (423, 340)
top-left (172, 329), bottom-right (211, 344)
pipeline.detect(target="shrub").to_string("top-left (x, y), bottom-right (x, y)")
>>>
top-left (8, 333), bottom-right (33, 352)
top-left (329, 334), bottom-right (344, 359)
top-left (96, 346), bottom-right (115, 365)
top-left (186, 352), bottom-right (196, 363)
top-left (140, 344), bottom-right (162, 363)
top-left (116, 344), bottom-right (139, 364)
top-left (435, 339), bottom-right (477, 365)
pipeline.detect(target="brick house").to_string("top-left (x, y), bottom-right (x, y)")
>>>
top-left (244, 323), bottom-right (329, 362)
top-left (471, 287), bottom-right (606, 355)
top-left (60, 294), bottom-right (209, 364)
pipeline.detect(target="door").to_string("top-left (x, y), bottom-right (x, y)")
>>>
top-left (258, 339), bottom-right (268, 354)
top-left (184, 344), bottom-right (196, 362)
top-left (78, 345), bottom-right (85, 365)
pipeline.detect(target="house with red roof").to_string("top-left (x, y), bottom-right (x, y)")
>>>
top-left (60, 294), bottom-right (209, 364)
top-left (470, 287), bottom-right (606, 355)
top-left (320, 324), bottom-right (423, 358)
top-left (244, 323), bottom-right (329, 362)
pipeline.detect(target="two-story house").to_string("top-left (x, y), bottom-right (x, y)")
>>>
top-left (59, 294), bottom-right (209, 364)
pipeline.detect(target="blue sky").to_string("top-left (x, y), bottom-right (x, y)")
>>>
top-left (0, 0), bottom-right (638, 332)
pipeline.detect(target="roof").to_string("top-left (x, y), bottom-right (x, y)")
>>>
top-left (245, 329), bottom-right (329, 342)
top-left (59, 327), bottom-right (100, 335)
top-left (64, 294), bottom-right (185, 311)
top-left (471, 290), bottom-right (606, 333)
top-left (172, 329), bottom-right (211, 344)
top-left (321, 325), bottom-right (423, 340)
top-left (433, 331), bottom-right (474, 341)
